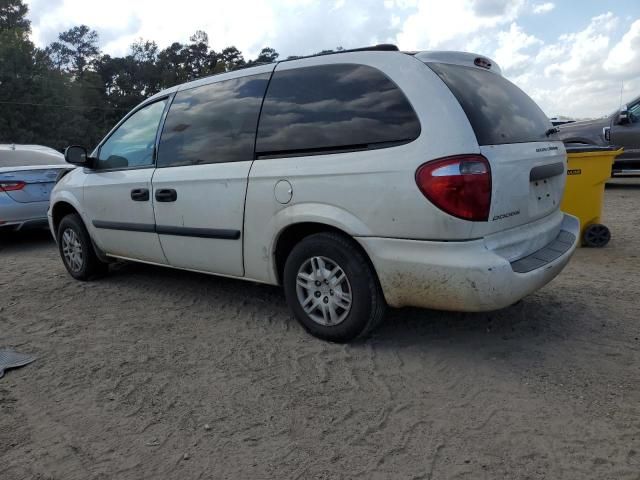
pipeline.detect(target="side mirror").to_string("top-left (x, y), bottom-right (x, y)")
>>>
top-left (64, 145), bottom-right (92, 166)
top-left (618, 106), bottom-right (630, 125)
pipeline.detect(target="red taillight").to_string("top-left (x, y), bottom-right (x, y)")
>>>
top-left (0, 181), bottom-right (26, 192)
top-left (415, 155), bottom-right (492, 221)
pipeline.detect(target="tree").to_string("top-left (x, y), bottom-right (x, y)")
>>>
top-left (218, 46), bottom-right (245, 71)
top-left (97, 40), bottom-right (163, 112)
top-left (184, 30), bottom-right (217, 80)
top-left (0, 0), bottom-right (48, 145)
top-left (0, 11), bottom-right (315, 151)
top-left (131, 39), bottom-right (158, 63)
top-left (48, 25), bottom-right (100, 78)
top-left (157, 41), bottom-right (189, 87)
top-left (46, 41), bottom-right (72, 71)
top-left (255, 47), bottom-right (279, 64)
top-left (0, 0), bottom-right (29, 30)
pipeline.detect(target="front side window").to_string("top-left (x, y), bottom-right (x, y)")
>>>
top-left (96, 99), bottom-right (167, 169)
top-left (157, 73), bottom-right (270, 167)
top-left (255, 64), bottom-right (421, 157)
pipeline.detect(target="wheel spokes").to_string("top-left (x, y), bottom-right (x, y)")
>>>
top-left (334, 289), bottom-right (351, 309)
top-left (296, 271), bottom-right (314, 289)
top-left (301, 294), bottom-right (316, 313)
top-left (61, 228), bottom-right (83, 272)
top-left (327, 267), bottom-right (345, 287)
top-left (295, 255), bottom-right (352, 326)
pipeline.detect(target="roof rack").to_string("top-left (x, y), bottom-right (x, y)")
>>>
top-left (279, 44), bottom-right (399, 63)
top-left (224, 44), bottom-right (401, 74)
top-left (339, 44), bottom-right (399, 53)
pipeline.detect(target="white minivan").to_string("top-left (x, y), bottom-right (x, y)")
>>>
top-left (50, 45), bottom-right (579, 342)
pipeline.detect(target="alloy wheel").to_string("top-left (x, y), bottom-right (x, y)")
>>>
top-left (295, 256), bottom-right (352, 326)
top-left (62, 228), bottom-right (84, 272)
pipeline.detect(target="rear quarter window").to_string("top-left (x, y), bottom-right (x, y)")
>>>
top-left (427, 63), bottom-right (553, 146)
top-left (256, 63), bottom-right (421, 157)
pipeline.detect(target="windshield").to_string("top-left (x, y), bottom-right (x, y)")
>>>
top-left (427, 63), bottom-right (554, 145)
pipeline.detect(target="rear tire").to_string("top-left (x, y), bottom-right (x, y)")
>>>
top-left (283, 232), bottom-right (386, 343)
top-left (57, 213), bottom-right (108, 280)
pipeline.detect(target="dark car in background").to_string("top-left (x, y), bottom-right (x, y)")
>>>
top-left (557, 95), bottom-right (640, 175)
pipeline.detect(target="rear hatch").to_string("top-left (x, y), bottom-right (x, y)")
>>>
top-left (0, 166), bottom-right (70, 203)
top-left (425, 61), bottom-right (566, 237)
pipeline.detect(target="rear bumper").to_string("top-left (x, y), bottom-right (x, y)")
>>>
top-left (0, 194), bottom-right (50, 231)
top-left (357, 213), bottom-right (579, 311)
top-left (0, 218), bottom-right (49, 231)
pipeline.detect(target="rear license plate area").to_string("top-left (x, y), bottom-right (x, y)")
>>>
top-left (529, 178), bottom-right (560, 216)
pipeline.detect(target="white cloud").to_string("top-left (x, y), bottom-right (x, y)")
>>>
top-left (26, 0), bottom-right (401, 59)
top-left (532, 2), bottom-right (555, 14)
top-left (504, 13), bottom-right (640, 118)
top-left (396, 0), bottom-right (524, 50)
top-left (493, 22), bottom-right (543, 73)
top-left (543, 12), bottom-right (618, 81)
top-left (604, 19), bottom-right (640, 77)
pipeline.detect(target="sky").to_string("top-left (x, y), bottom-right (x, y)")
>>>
top-left (24, 0), bottom-right (640, 118)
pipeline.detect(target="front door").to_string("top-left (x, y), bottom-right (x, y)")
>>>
top-left (151, 70), bottom-right (272, 276)
top-left (610, 101), bottom-right (640, 163)
top-left (83, 98), bottom-right (169, 263)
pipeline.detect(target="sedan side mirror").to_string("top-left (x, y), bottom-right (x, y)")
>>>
top-left (618, 106), bottom-right (630, 125)
top-left (64, 145), bottom-right (93, 166)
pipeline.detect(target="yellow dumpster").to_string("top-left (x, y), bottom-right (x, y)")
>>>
top-left (560, 146), bottom-right (624, 247)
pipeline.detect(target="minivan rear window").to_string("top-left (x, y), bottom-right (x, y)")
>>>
top-left (256, 64), bottom-right (421, 157)
top-left (427, 63), bottom-right (553, 146)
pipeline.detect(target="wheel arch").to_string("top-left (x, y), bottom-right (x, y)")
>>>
top-left (273, 222), bottom-right (379, 286)
top-left (51, 201), bottom-right (80, 234)
top-left (52, 200), bottom-right (110, 263)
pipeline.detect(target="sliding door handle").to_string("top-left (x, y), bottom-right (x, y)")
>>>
top-left (130, 188), bottom-right (149, 201)
top-left (155, 188), bottom-right (177, 202)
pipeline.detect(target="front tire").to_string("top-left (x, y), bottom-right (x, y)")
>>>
top-left (283, 232), bottom-right (386, 342)
top-left (57, 213), bottom-right (108, 280)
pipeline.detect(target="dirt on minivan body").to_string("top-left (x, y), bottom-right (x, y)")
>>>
top-left (1, 179), bottom-right (639, 480)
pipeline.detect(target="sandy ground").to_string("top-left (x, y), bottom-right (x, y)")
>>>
top-left (1, 179), bottom-right (639, 480)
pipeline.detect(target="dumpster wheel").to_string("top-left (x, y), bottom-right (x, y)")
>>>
top-left (583, 223), bottom-right (610, 248)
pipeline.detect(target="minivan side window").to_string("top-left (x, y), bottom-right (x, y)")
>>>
top-left (157, 73), bottom-right (270, 167)
top-left (96, 99), bottom-right (167, 170)
top-left (255, 64), bottom-right (421, 157)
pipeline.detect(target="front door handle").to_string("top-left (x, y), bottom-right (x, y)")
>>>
top-left (131, 188), bottom-right (149, 201)
top-left (155, 188), bottom-right (177, 202)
